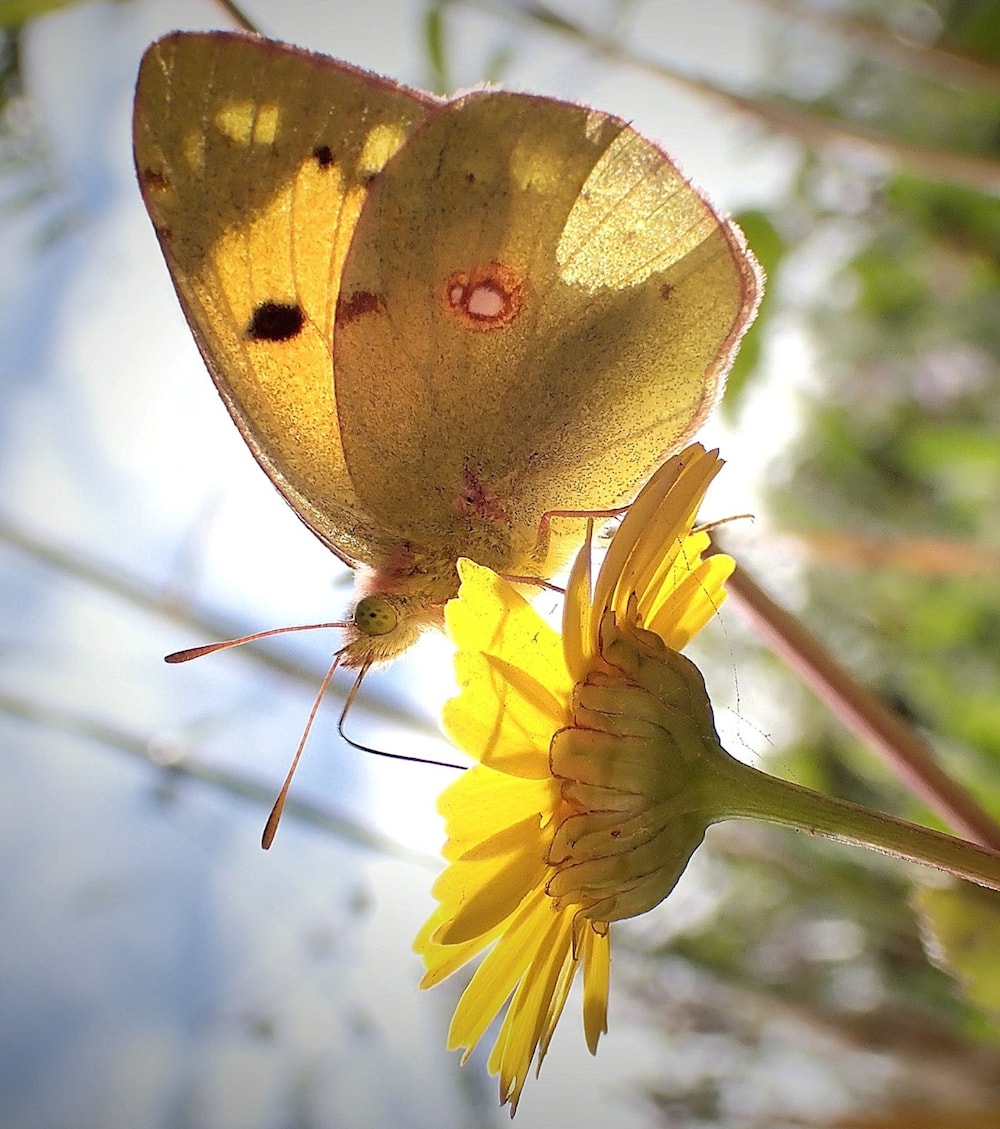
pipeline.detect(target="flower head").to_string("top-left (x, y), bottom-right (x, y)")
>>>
top-left (414, 444), bottom-right (734, 1112)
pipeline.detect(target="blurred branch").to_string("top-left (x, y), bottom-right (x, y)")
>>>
top-left (211, 0), bottom-right (261, 35)
top-left (0, 509), bottom-right (440, 739)
top-left (0, 684), bottom-right (440, 869)
top-left (0, 511), bottom-right (315, 682)
top-left (790, 530), bottom-right (1000, 578)
top-left (753, 0), bottom-right (1000, 97)
top-left (717, 546), bottom-right (1000, 852)
top-left (461, 0), bottom-right (1000, 193)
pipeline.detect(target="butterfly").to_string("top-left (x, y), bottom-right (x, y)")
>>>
top-left (133, 30), bottom-right (760, 673)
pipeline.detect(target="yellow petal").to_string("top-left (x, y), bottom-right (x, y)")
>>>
top-left (432, 812), bottom-right (550, 944)
top-left (489, 907), bottom-right (575, 1111)
top-left (416, 906), bottom-right (507, 989)
top-left (644, 553), bottom-right (733, 649)
top-left (535, 941), bottom-right (579, 1068)
top-left (444, 651), bottom-right (566, 778)
top-left (591, 449), bottom-right (697, 629)
top-left (447, 887), bottom-right (557, 1056)
top-left (479, 656), bottom-right (569, 777)
top-left (561, 523), bottom-right (594, 680)
top-left (618, 473), bottom-right (721, 623)
top-left (582, 926), bottom-right (611, 1054)
top-left (447, 559), bottom-right (566, 686)
top-left (634, 529), bottom-right (709, 626)
top-left (593, 445), bottom-right (724, 639)
top-left (437, 763), bottom-right (558, 858)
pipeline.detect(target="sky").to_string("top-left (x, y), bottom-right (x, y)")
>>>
top-left (0, 1), bottom-right (835, 1127)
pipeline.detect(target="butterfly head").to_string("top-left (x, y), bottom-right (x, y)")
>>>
top-left (341, 592), bottom-right (444, 667)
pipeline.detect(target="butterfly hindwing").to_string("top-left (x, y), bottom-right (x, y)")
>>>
top-left (333, 91), bottom-right (759, 574)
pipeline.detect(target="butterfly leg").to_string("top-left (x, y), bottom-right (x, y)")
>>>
top-left (530, 502), bottom-right (632, 563)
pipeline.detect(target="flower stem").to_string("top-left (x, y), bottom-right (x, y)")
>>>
top-left (707, 753), bottom-right (1000, 893)
top-left (721, 556), bottom-right (1000, 853)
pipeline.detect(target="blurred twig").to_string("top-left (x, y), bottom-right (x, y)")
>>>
top-left (212, 0), bottom-right (260, 34)
top-left (752, 0), bottom-right (1000, 97)
top-left (789, 530), bottom-right (1000, 578)
top-left (0, 509), bottom-right (440, 738)
top-left (0, 684), bottom-right (440, 869)
top-left (458, 0), bottom-right (1000, 193)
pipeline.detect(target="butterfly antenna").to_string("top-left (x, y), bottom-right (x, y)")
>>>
top-left (695, 513), bottom-right (754, 536)
top-left (261, 648), bottom-right (347, 849)
top-left (337, 664), bottom-right (468, 772)
top-left (165, 621), bottom-right (349, 663)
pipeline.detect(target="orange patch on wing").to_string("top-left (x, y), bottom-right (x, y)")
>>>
top-left (441, 261), bottom-right (522, 330)
top-left (338, 289), bottom-right (385, 324)
top-left (455, 465), bottom-right (511, 524)
top-left (140, 167), bottom-right (170, 191)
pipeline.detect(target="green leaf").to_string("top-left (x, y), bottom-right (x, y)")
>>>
top-left (421, 1), bottom-right (450, 95)
top-left (722, 209), bottom-right (783, 416)
top-left (914, 882), bottom-right (1000, 1023)
top-left (0, 0), bottom-right (83, 30)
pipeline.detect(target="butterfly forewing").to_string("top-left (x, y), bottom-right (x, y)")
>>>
top-left (133, 31), bottom-right (438, 566)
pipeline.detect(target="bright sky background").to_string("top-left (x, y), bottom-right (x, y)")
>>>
top-left (0, 1), bottom-right (839, 1126)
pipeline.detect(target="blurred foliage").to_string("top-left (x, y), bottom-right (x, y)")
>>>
top-left (915, 883), bottom-right (1000, 1022)
top-left (721, 208), bottom-right (784, 411)
top-left (695, 0), bottom-right (1000, 1120)
top-left (753, 0), bottom-right (1000, 825)
top-left (0, 19), bottom-right (76, 242)
top-left (0, 0), bottom-right (85, 29)
top-left (419, 0), bottom-right (517, 91)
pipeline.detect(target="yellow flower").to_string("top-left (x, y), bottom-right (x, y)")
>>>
top-left (414, 443), bottom-right (734, 1113)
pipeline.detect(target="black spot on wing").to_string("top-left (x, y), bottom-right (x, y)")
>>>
top-left (313, 145), bottom-right (334, 168)
top-left (247, 301), bottom-right (305, 342)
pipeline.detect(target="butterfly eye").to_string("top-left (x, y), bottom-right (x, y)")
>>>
top-left (354, 595), bottom-right (398, 637)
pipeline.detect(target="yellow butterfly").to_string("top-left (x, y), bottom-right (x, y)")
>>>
top-left (133, 31), bottom-right (760, 672)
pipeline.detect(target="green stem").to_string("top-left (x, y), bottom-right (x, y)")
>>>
top-left (706, 753), bottom-right (1000, 893)
top-left (721, 557), bottom-right (1000, 852)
